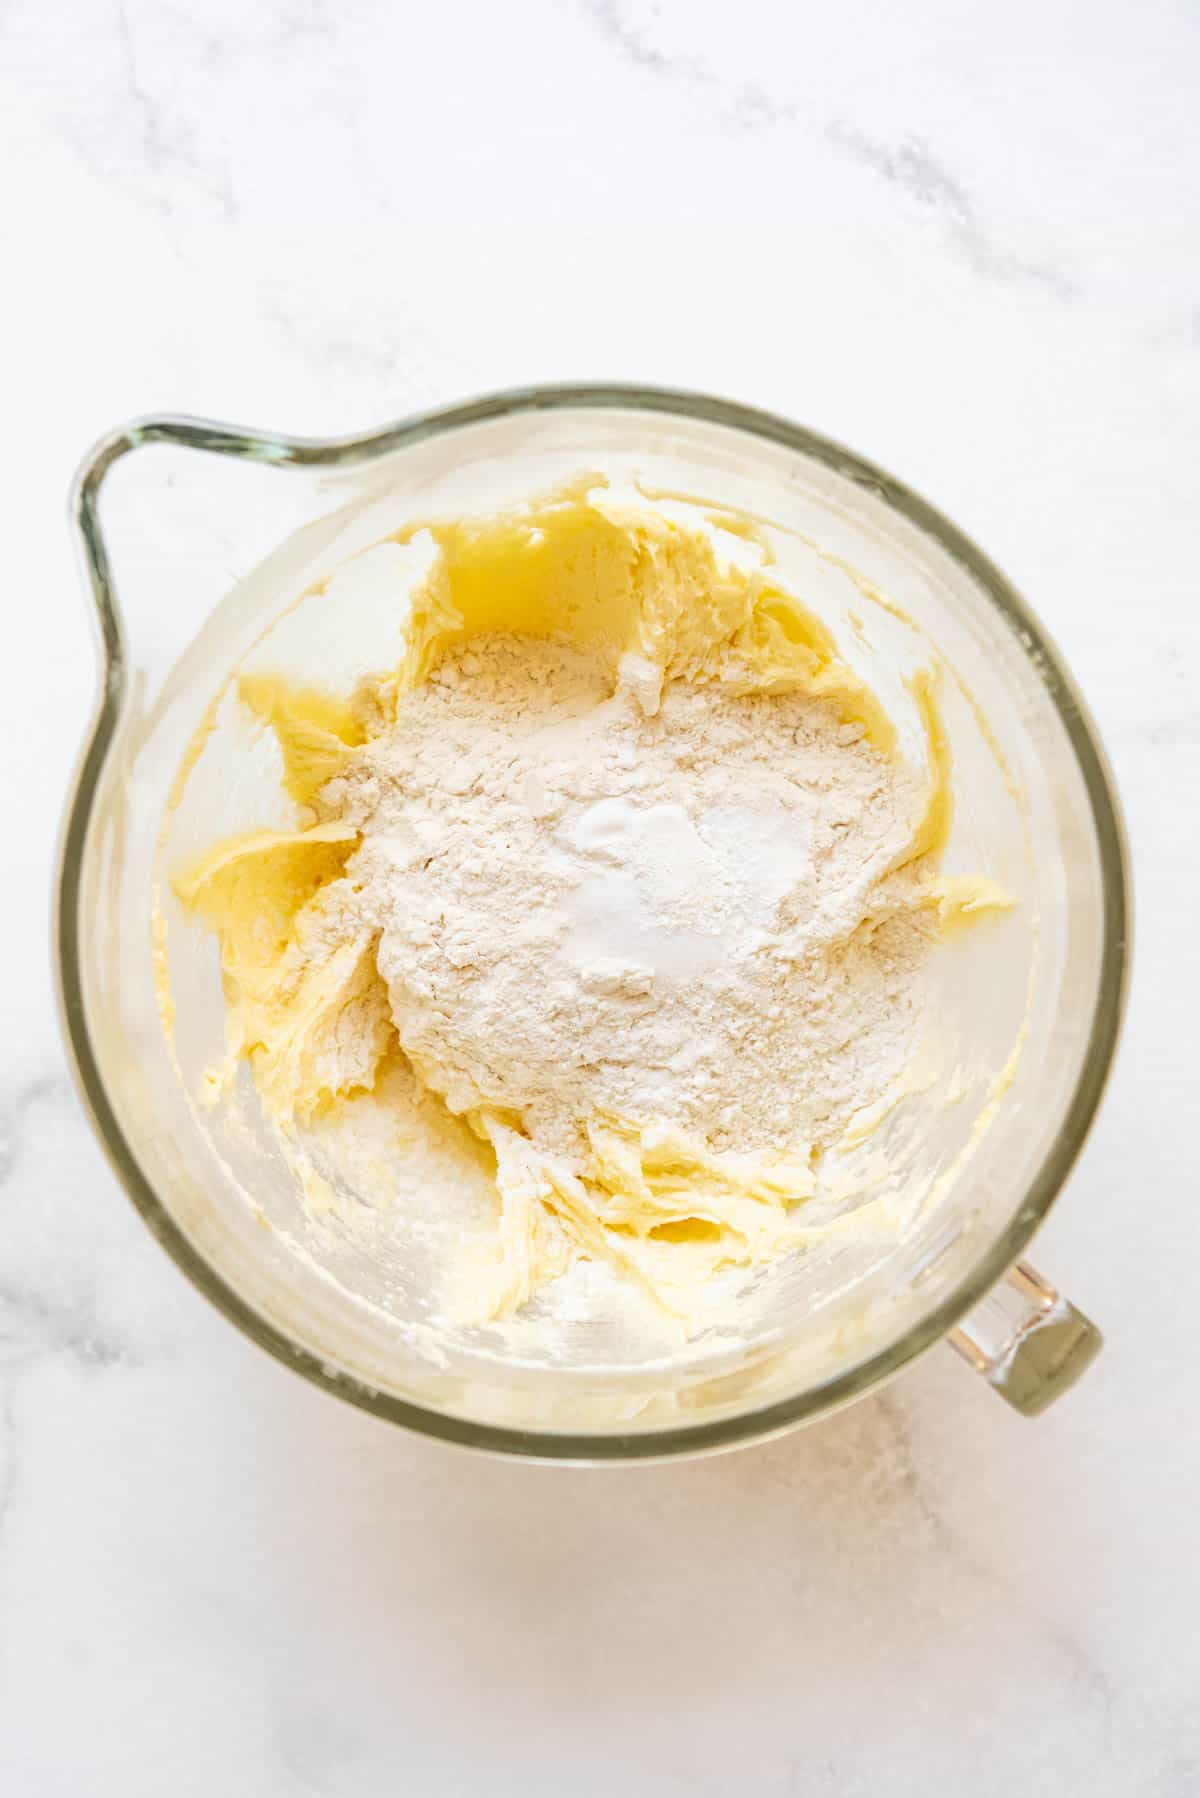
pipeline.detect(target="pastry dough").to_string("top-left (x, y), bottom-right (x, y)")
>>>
top-left (172, 483), bottom-right (1010, 1322)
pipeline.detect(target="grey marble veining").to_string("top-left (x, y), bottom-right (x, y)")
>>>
top-left (2, 0), bottom-right (1199, 1791)
top-left (825, 125), bottom-right (1077, 296)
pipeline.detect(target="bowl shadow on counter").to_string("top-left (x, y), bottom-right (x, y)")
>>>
top-left (256, 1343), bottom-right (1014, 1732)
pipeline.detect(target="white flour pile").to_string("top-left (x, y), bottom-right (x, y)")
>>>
top-left (319, 636), bottom-right (935, 1169)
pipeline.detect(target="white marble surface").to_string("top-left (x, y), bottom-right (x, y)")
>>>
top-left (3, 1), bottom-right (1199, 1791)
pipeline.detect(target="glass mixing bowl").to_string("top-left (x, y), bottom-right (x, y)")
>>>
top-left (57, 387), bottom-right (1129, 1460)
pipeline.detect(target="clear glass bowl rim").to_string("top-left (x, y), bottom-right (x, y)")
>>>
top-left (56, 382), bottom-right (1132, 1463)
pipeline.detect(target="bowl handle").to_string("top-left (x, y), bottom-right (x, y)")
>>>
top-left (948, 1261), bottom-right (1101, 1416)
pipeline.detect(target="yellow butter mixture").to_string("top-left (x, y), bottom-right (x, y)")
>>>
top-left (170, 482), bottom-right (1009, 1324)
